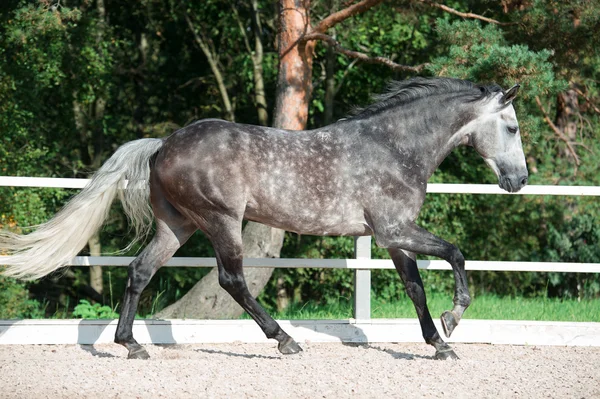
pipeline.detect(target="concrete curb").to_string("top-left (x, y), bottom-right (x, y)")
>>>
top-left (1, 319), bottom-right (598, 346)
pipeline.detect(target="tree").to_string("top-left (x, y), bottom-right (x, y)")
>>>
top-left (260, 1), bottom-right (600, 304)
top-left (2, 0), bottom-right (599, 318)
top-left (0, 1), bottom-right (115, 304)
top-left (153, 0), bottom-right (446, 319)
top-left (155, 0), bottom-right (314, 318)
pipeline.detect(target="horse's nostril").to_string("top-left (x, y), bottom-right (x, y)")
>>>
top-left (520, 176), bottom-right (528, 187)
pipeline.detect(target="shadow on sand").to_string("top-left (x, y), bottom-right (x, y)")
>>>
top-left (194, 347), bottom-right (281, 360)
top-left (341, 342), bottom-right (432, 360)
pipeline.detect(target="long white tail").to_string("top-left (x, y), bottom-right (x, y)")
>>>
top-left (0, 138), bottom-right (164, 280)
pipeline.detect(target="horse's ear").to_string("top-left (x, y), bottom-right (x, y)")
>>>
top-left (500, 84), bottom-right (520, 105)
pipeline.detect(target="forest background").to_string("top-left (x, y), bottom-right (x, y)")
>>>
top-left (1, 0), bottom-right (599, 319)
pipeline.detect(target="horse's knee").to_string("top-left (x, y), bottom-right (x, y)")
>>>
top-left (447, 246), bottom-right (465, 268)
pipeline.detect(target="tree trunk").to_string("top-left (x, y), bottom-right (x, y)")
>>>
top-left (324, 33), bottom-right (336, 126)
top-left (555, 88), bottom-right (580, 162)
top-left (324, 0), bottom-right (339, 126)
top-left (88, 232), bottom-right (103, 295)
top-left (230, 1), bottom-right (268, 126)
top-left (155, 0), bottom-right (314, 319)
top-left (271, 0), bottom-right (315, 130)
top-left (251, 0), bottom-right (269, 126)
top-left (554, 87), bottom-right (581, 297)
top-left (183, 13), bottom-right (235, 122)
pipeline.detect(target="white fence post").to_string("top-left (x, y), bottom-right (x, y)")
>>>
top-left (353, 236), bottom-right (372, 320)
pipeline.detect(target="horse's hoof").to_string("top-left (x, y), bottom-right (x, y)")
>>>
top-left (435, 348), bottom-right (459, 360)
top-left (278, 337), bottom-right (303, 355)
top-left (441, 310), bottom-right (459, 338)
top-left (127, 347), bottom-right (150, 360)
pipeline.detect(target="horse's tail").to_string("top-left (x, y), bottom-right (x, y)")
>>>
top-left (0, 138), bottom-right (164, 280)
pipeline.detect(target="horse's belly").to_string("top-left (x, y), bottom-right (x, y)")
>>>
top-left (308, 222), bottom-right (372, 236)
top-left (244, 200), bottom-right (370, 236)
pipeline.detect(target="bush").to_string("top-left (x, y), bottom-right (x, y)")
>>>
top-left (72, 299), bottom-right (119, 319)
top-left (0, 277), bottom-right (45, 319)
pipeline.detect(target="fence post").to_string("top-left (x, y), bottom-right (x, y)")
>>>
top-left (353, 236), bottom-right (372, 320)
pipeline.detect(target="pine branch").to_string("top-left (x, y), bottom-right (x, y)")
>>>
top-left (313, 0), bottom-right (385, 33)
top-left (298, 1), bottom-right (427, 73)
top-left (535, 96), bottom-right (580, 166)
top-left (301, 32), bottom-right (429, 73)
top-left (573, 87), bottom-right (600, 115)
top-left (417, 0), bottom-right (516, 26)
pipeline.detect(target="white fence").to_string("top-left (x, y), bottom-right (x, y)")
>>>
top-left (1, 177), bottom-right (600, 322)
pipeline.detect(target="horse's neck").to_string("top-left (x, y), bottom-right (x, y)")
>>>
top-left (370, 110), bottom-right (466, 179)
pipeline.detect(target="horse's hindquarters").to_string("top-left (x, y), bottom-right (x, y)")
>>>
top-left (154, 120), bottom-right (373, 237)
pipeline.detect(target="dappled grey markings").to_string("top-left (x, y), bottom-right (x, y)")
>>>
top-left (0, 77), bottom-right (527, 361)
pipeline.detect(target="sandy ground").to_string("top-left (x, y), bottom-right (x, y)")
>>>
top-left (0, 342), bottom-right (598, 399)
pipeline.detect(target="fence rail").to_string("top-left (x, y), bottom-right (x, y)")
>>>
top-left (3, 176), bottom-right (600, 195)
top-left (2, 177), bottom-right (600, 320)
top-left (57, 256), bottom-right (600, 273)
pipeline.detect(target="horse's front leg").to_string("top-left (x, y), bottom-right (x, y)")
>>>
top-left (388, 248), bottom-right (458, 360)
top-left (375, 221), bottom-right (471, 339)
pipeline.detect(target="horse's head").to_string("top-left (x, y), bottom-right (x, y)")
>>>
top-left (463, 84), bottom-right (528, 193)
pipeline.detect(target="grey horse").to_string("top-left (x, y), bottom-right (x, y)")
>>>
top-left (0, 77), bottom-right (527, 360)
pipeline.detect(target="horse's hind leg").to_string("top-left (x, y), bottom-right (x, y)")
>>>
top-left (114, 202), bottom-right (196, 359)
top-left (389, 248), bottom-right (458, 360)
top-left (206, 216), bottom-right (302, 354)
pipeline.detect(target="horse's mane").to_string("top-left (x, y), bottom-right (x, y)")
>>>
top-left (350, 77), bottom-right (502, 119)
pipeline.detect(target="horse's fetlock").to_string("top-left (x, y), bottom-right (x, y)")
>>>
top-left (114, 335), bottom-right (132, 345)
top-left (424, 332), bottom-right (444, 347)
top-left (264, 324), bottom-right (285, 340)
top-left (461, 294), bottom-right (472, 308)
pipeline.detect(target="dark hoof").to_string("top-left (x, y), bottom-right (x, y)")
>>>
top-left (435, 348), bottom-right (459, 360)
top-left (127, 346), bottom-right (150, 360)
top-left (278, 336), bottom-right (303, 355)
top-left (441, 310), bottom-right (459, 338)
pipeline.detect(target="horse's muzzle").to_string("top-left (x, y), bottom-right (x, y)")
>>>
top-left (499, 174), bottom-right (528, 193)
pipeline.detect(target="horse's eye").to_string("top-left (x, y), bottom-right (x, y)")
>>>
top-left (507, 126), bottom-right (518, 134)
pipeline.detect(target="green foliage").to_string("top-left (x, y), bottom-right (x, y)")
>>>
top-left (72, 299), bottom-right (118, 319)
top-left (430, 19), bottom-right (565, 93)
top-left (429, 19), bottom-right (567, 151)
top-left (1, 0), bottom-right (599, 318)
top-left (247, 293), bottom-right (600, 322)
top-left (541, 213), bottom-right (600, 298)
top-left (516, 0), bottom-right (600, 71)
top-left (0, 277), bottom-right (45, 319)
top-left (381, 292), bottom-right (600, 321)
top-left (257, 235), bottom-right (356, 312)
top-left (3, 4), bottom-right (80, 88)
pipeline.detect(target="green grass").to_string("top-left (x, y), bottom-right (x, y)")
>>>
top-left (248, 294), bottom-right (600, 322)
